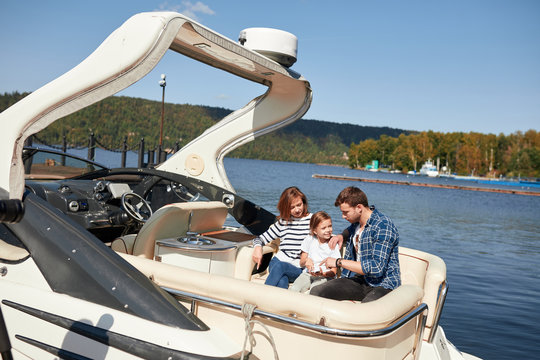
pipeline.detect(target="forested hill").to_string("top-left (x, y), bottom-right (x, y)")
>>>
top-left (0, 92), bottom-right (411, 165)
top-left (284, 119), bottom-right (408, 147)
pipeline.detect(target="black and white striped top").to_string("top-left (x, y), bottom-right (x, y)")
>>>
top-left (253, 213), bottom-right (312, 267)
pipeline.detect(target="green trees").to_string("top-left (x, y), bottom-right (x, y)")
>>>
top-left (3, 91), bottom-right (537, 176)
top-left (348, 130), bottom-right (540, 177)
top-left (0, 92), bottom-right (408, 166)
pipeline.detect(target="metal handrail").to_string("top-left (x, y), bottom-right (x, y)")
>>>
top-left (428, 280), bottom-right (448, 343)
top-left (163, 286), bottom-right (427, 338)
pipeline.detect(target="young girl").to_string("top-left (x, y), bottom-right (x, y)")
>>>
top-left (290, 211), bottom-right (341, 293)
top-left (252, 186), bottom-right (311, 289)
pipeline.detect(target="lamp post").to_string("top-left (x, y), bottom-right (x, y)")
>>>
top-left (158, 74), bottom-right (166, 162)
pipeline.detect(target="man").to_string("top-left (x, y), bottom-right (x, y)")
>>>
top-left (310, 186), bottom-right (401, 302)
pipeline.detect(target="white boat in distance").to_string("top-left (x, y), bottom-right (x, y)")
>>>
top-left (420, 159), bottom-right (439, 177)
top-left (0, 12), bottom-right (480, 360)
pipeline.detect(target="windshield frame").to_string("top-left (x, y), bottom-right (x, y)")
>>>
top-left (23, 147), bottom-right (108, 180)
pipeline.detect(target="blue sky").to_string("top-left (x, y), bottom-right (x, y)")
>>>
top-left (1, 0), bottom-right (538, 135)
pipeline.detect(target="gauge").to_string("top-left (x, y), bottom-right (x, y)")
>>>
top-left (68, 200), bottom-right (80, 212)
top-left (94, 181), bottom-right (106, 193)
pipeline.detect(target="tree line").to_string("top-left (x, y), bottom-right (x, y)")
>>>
top-left (2, 91), bottom-right (537, 177)
top-left (348, 130), bottom-right (540, 178)
top-left (0, 92), bottom-right (409, 165)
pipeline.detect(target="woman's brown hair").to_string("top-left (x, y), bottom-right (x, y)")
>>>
top-left (277, 186), bottom-right (308, 222)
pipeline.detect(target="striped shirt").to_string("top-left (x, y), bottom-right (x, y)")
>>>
top-left (253, 213), bottom-right (312, 267)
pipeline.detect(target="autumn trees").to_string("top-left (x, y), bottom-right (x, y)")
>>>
top-left (348, 130), bottom-right (540, 177)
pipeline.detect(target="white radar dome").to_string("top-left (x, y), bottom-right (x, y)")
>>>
top-left (238, 28), bottom-right (298, 68)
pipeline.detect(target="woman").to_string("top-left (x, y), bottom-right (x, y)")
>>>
top-left (252, 186), bottom-right (312, 289)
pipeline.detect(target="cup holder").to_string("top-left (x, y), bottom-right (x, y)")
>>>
top-left (177, 236), bottom-right (216, 246)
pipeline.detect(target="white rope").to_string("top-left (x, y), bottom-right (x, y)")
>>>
top-left (240, 303), bottom-right (279, 360)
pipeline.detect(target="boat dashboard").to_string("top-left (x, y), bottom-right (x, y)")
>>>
top-left (24, 174), bottom-right (197, 242)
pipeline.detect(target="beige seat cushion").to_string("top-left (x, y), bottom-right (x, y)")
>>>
top-left (110, 234), bottom-right (137, 254)
top-left (0, 239), bottom-right (29, 261)
top-left (399, 247), bottom-right (446, 340)
top-left (119, 252), bottom-right (423, 331)
top-left (234, 245), bottom-right (275, 280)
top-left (132, 201), bottom-right (228, 259)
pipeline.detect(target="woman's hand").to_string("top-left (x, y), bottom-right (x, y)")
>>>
top-left (252, 246), bottom-right (263, 269)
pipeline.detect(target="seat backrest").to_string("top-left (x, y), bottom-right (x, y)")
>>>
top-left (120, 252), bottom-right (424, 332)
top-left (0, 239), bottom-right (29, 262)
top-left (131, 201), bottom-right (228, 259)
top-left (399, 246), bottom-right (446, 341)
top-left (399, 251), bottom-right (429, 289)
top-left (234, 244), bottom-right (275, 280)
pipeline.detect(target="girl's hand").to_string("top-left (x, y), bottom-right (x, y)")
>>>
top-left (305, 258), bottom-right (314, 272)
top-left (252, 246), bottom-right (263, 269)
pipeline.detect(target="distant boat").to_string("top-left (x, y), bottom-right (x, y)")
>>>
top-left (420, 159), bottom-right (439, 177)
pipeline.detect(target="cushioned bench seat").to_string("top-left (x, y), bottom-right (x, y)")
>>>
top-left (119, 252), bottom-right (423, 331)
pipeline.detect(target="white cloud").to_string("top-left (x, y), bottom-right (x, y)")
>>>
top-left (216, 94), bottom-right (230, 100)
top-left (157, 1), bottom-right (215, 21)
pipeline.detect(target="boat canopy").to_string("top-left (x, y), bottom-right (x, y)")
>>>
top-left (0, 12), bottom-right (312, 199)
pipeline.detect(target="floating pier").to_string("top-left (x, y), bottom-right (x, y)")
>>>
top-left (312, 174), bottom-right (540, 197)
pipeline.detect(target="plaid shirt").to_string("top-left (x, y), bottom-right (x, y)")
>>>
top-left (341, 207), bottom-right (401, 290)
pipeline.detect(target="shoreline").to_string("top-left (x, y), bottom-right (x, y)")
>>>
top-left (312, 174), bottom-right (540, 197)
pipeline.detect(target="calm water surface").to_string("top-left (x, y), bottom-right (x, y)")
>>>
top-left (70, 149), bottom-right (540, 360)
top-left (224, 158), bottom-right (540, 360)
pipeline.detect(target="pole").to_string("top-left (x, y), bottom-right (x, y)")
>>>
top-left (159, 74), bottom-right (166, 148)
top-left (160, 84), bottom-right (165, 146)
top-left (61, 135), bottom-right (67, 166)
top-left (121, 136), bottom-right (128, 168)
top-left (88, 133), bottom-right (95, 161)
top-left (138, 138), bottom-right (145, 168)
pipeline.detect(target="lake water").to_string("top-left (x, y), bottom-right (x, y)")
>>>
top-left (64, 148), bottom-right (540, 360)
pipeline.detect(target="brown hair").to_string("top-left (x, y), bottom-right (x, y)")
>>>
top-left (309, 211), bottom-right (332, 235)
top-left (334, 186), bottom-right (369, 208)
top-left (277, 186), bottom-right (308, 221)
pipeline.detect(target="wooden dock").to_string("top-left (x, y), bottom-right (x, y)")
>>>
top-left (312, 174), bottom-right (540, 197)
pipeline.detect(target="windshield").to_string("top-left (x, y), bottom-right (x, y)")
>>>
top-left (23, 148), bottom-right (108, 180)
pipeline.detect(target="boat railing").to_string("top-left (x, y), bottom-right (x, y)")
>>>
top-left (428, 280), bottom-right (448, 343)
top-left (163, 286), bottom-right (428, 358)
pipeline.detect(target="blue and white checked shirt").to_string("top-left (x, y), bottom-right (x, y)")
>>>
top-left (341, 207), bottom-right (401, 290)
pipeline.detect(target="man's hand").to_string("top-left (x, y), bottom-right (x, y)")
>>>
top-left (320, 257), bottom-right (337, 269)
top-left (252, 246), bottom-right (263, 269)
top-left (328, 234), bottom-right (343, 250)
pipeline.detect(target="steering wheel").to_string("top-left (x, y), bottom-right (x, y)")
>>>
top-left (121, 192), bottom-right (153, 223)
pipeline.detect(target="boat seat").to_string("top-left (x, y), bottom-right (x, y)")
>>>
top-left (399, 247), bottom-right (446, 341)
top-left (111, 201), bottom-right (228, 259)
top-left (119, 252), bottom-right (424, 331)
top-left (233, 244), bottom-right (275, 280)
top-left (236, 244), bottom-right (446, 340)
top-left (0, 239), bottom-right (29, 262)
top-left (110, 234), bottom-right (137, 254)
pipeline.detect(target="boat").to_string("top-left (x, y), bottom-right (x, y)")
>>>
top-left (0, 12), bottom-right (480, 359)
top-left (419, 160), bottom-right (439, 177)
